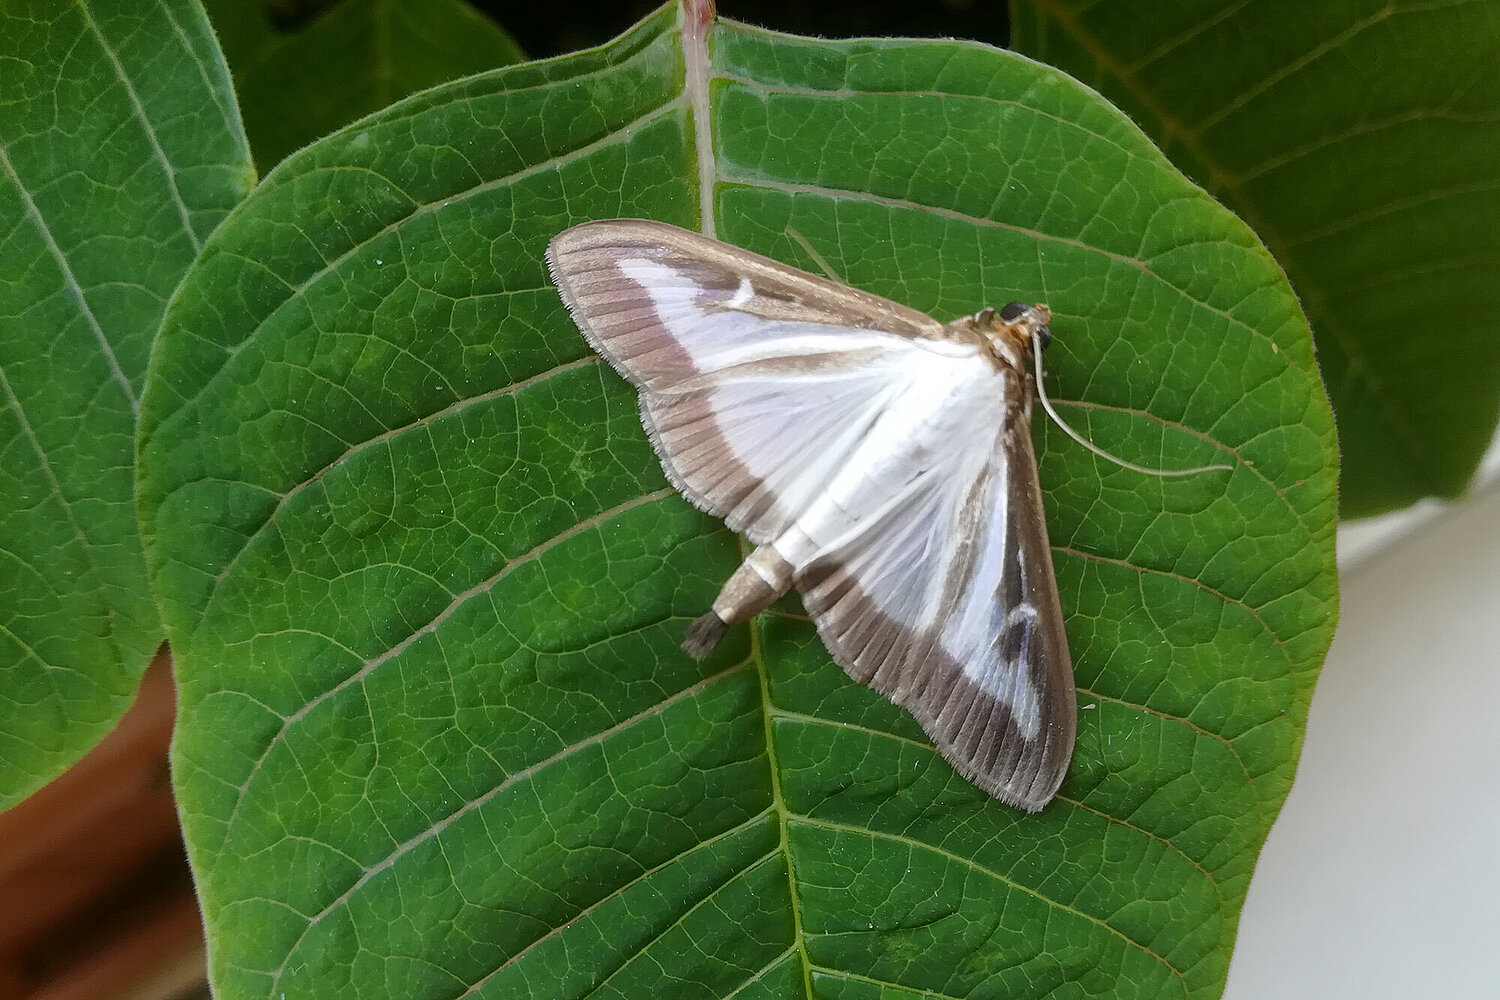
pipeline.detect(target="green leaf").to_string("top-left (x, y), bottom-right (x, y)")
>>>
top-left (0, 1), bottom-right (251, 809)
top-left (204, 0), bottom-right (525, 170)
top-left (138, 4), bottom-right (1339, 996)
top-left (1010, 0), bottom-right (1500, 518)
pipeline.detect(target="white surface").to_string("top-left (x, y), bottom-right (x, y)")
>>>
top-left (1336, 441), bottom-right (1500, 572)
top-left (1223, 479), bottom-right (1500, 998)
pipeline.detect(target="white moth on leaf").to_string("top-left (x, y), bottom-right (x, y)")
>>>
top-left (546, 219), bottom-right (1225, 812)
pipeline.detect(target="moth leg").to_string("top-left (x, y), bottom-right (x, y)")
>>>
top-left (682, 545), bottom-right (794, 659)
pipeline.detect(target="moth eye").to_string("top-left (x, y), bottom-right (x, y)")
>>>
top-left (999, 302), bottom-right (1028, 322)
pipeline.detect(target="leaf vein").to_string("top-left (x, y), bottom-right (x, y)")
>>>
top-left (792, 814), bottom-right (1191, 990)
top-left (1053, 546), bottom-right (1294, 667)
top-left (0, 363), bottom-right (125, 670)
top-left (719, 175), bottom-right (1287, 359)
top-left (770, 705), bottom-right (1223, 896)
top-left (195, 354), bottom-right (597, 617)
top-left (0, 142), bottom-right (139, 411)
top-left (264, 655), bottom-right (752, 996)
top-left (222, 488), bottom-right (672, 837)
top-left (149, 96), bottom-right (687, 445)
top-left (73, 0), bottom-right (203, 253)
top-left (454, 810), bottom-right (779, 999)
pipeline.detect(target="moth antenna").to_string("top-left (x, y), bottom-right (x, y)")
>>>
top-left (784, 226), bottom-right (843, 283)
top-left (1030, 335), bottom-right (1233, 478)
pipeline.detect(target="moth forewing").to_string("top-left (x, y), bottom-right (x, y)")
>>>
top-left (546, 219), bottom-right (1076, 810)
top-left (987, 384), bottom-right (1076, 805)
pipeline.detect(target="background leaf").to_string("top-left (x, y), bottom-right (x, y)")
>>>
top-left (204, 0), bottom-right (524, 170)
top-left (138, 3), bottom-right (1339, 996)
top-left (0, 0), bottom-right (251, 810)
top-left (1010, 0), bottom-right (1500, 518)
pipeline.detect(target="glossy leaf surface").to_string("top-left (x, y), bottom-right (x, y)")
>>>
top-left (139, 5), bottom-right (1339, 996)
top-left (0, 0), bottom-right (251, 808)
top-left (1012, 0), bottom-right (1500, 516)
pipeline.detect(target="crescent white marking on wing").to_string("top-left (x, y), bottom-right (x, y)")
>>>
top-left (727, 277), bottom-right (754, 309)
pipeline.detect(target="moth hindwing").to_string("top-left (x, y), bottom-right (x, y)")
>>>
top-left (547, 219), bottom-right (1075, 811)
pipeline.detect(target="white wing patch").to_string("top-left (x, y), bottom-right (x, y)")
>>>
top-left (727, 277), bottom-right (754, 309)
top-left (547, 219), bottom-right (1075, 810)
top-left (612, 254), bottom-right (974, 543)
top-left (785, 358), bottom-right (1047, 741)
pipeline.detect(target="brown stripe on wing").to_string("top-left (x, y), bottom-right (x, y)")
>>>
top-left (550, 220), bottom-right (951, 341)
top-left (795, 394), bottom-right (1075, 812)
top-left (546, 244), bottom-right (699, 388)
top-left (798, 556), bottom-right (1074, 811)
top-left (549, 230), bottom-right (795, 541)
top-left (635, 388), bottom-right (792, 542)
top-left (547, 222), bottom-right (949, 547)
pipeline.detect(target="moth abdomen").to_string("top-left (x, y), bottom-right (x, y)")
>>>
top-left (682, 612), bottom-right (730, 660)
top-left (683, 544), bottom-right (795, 658)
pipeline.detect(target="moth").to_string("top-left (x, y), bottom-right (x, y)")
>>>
top-left (546, 219), bottom-right (1222, 811)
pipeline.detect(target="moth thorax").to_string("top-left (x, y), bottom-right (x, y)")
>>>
top-left (971, 302), bottom-right (1051, 369)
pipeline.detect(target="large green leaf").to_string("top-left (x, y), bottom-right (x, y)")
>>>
top-left (0, 0), bottom-right (251, 809)
top-left (1010, 0), bottom-right (1500, 518)
top-left (204, 0), bottom-right (525, 170)
top-left (138, 4), bottom-right (1338, 996)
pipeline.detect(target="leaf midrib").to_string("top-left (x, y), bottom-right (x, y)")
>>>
top-left (693, 12), bottom-right (1265, 992)
top-left (259, 619), bottom-right (737, 996)
top-left (746, 560), bottom-right (816, 996)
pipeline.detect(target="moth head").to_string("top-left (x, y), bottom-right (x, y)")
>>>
top-left (974, 302), bottom-right (1052, 368)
